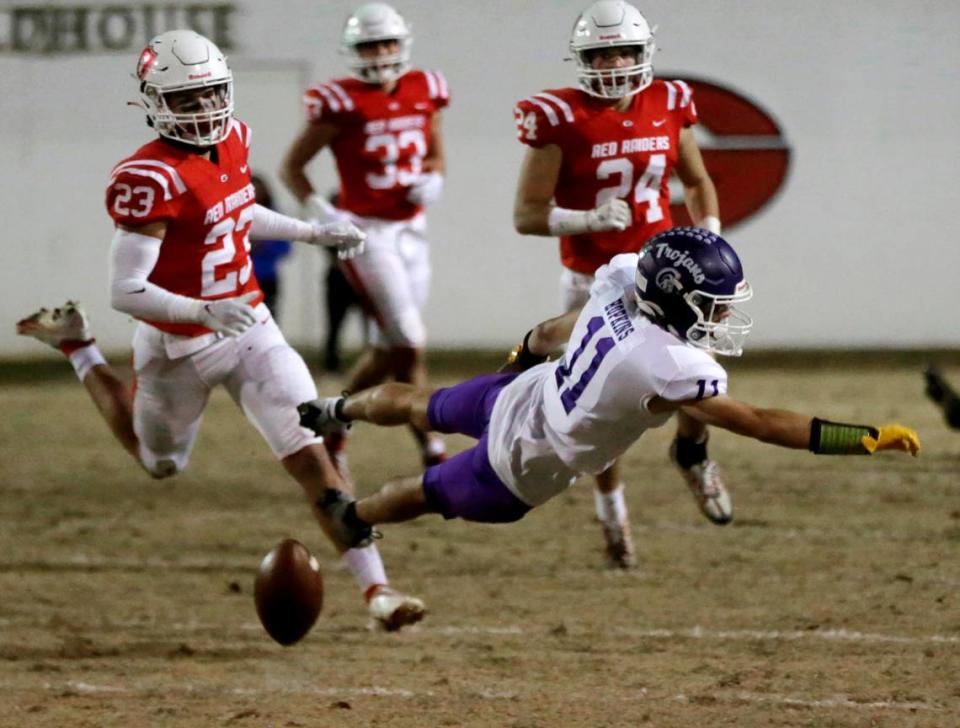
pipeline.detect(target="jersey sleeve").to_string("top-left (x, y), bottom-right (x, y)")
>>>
top-left (421, 70), bottom-right (450, 111)
top-left (105, 163), bottom-right (184, 226)
top-left (651, 345), bottom-right (728, 402)
top-left (303, 81), bottom-right (355, 124)
top-left (665, 79), bottom-right (698, 128)
top-left (514, 93), bottom-right (569, 148)
top-left (591, 253), bottom-right (640, 300)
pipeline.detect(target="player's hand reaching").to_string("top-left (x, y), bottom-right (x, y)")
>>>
top-left (309, 220), bottom-right (366, 260)
top-left (304, 193), bottom-right (351, 225)
top-left (406, 172), bottom-right (444, 206)
top-left (586, 198), bottom-right (632, 233)
top-left (862, 424), bottom-right (921, 456)
top-left (199, 291), bottom-right (259, 337)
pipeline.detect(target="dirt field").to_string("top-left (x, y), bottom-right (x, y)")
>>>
top-left (1, 356), bottom-right (958, 727)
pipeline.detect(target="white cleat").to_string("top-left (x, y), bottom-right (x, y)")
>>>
top-left (16, 301), bottom-right (92, 349)
top-left (673, 454), bottom-right (733, 525)
top-left (600, 518), bottom-right (637, 569)
top-left (367, 585), bottom-right (426, 632)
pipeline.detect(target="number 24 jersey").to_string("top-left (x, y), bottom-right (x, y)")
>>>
top-left (104, 119), bottom-right (262, 337)
top-left (514, 80), bottom-right (698, 275)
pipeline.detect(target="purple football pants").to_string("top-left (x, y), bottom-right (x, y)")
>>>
top-left (421, 372), bottom-right (532, 523)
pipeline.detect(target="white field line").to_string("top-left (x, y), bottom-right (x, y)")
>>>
top-left (46, 681), bottom-right (942, 712)
top-left (6, 618), bottom-right (957, 647)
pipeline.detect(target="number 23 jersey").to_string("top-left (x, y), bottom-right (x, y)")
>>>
top-left (104, 119), bottom-right (262, 337)
top-left (486, 253), bottom-right (727, 507)
top-left (515, 80), bottom-right (698, 275)
top-left (304, 70), bottom-right (450, 220)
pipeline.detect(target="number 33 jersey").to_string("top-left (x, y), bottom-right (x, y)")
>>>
top-left (304, 70), bottom-right (450, 220)
top-left (104, 119), bottom-right (262, 337)
top-left (487, 254), bottom-right (727, 507)
top-left (515, 81), bottom-right (698, 275)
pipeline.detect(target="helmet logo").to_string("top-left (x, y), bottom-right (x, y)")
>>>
top-left (652, 242), bottom-right (706, 284)
top-left (136, 46), bottom-right (158, 80)
top-left (655, 268), bottom-right (682, 293)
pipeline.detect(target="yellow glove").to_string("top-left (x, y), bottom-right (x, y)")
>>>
top-left (861, 424), bottom-right (921, 456)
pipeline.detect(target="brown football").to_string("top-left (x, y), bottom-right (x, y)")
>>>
top-left (254, 539), bottom-right (324, 646)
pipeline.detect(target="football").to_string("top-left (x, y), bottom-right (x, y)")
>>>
top-left (254, 538), bottom-right (324, 646)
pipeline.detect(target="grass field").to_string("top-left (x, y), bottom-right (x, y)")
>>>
top-left (0, 355), bottom-right (958, 727)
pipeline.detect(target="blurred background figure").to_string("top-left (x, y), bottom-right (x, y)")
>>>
top-left (321, 191), bottom-right (362, 374)
top-left (924, 367), bottom-right (960, 430)
top-left (281, 1), bottom-right (451, 470)
top-left (250, 174), bottom-right (292, 320)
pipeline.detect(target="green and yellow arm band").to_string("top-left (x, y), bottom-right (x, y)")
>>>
top-left (809, 418), bottom-right (921, 456)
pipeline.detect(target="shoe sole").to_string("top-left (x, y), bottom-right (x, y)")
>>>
top-left (371, 603), bottom-right (426, 632)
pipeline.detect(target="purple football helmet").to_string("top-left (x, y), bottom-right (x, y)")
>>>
top-left (634, 227), bottom-right (753, 356)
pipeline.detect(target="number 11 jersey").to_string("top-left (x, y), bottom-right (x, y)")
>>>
top-left (514, 81), bottom-right (698, 275)
top-left (486, 253), bottom-right (727, 507)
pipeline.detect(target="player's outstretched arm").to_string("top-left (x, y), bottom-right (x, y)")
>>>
top-left (500, 309), bottom-right (581, 373)
top-left (249, 205), bottom-right (365, 260)
top-left (673, 395), bottom-right (920, 456)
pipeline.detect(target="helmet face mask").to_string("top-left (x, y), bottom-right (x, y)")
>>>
top-left (341, 3), bottom-right (412, 84)
top-left (635, 228), bottom-right (753, 356)
top-left (570, 0), bottom-right (656, 99)
top-left (137, 30), bottom-right (234, 147)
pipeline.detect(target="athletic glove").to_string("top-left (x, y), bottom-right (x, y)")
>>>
top-left (309, 220), bottom-right (366, 260)
top-left (861, 424), bottom-right (921, 456)
top-left (548, 199), bottom-right (632, 235)
top-left (304, 193), bottom-right (351, 225)
top-left (407, 172), bottom-right (444, 206)
top-left (198, 291), bottom-right (259, 337)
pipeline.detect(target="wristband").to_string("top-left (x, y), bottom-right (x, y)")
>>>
top-left (548, 207), bottom-right (592, 236)
top-left (809, 417), bottom-right (879, 455)
top-left (506, 330), bottom-right (549, 371)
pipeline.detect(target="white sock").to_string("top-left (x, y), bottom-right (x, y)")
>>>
top-left (424, 437), bottom-right (446, 457)
top-left (341, 544), bottom-right (388, 597)
top-left (594, 483), bottom-right (628, 524)
top-left (67, 344), bottom-right (106, 383)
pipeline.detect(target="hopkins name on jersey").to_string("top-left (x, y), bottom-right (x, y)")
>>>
top-left (514, 80), bottom-right (698, 275)
top-left (485, 253), bottom-right (727, 507)
top-left (304, 70), bottom-right (449, 221)
top-left (105, 119), bottom-right (263, 337)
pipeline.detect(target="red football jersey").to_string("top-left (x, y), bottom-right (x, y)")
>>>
top-left (105, 119), bottom-right (263, 337)
top-left (515, 80), bottom-right (698, 275)
top-left (303, 70), bottom-right (450, 220)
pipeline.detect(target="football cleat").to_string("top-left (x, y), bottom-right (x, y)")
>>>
top-left (366, 585), bottom-right (426, 632)
top-left (671, 441), bottom-right (733, 525)
top-left (600, 518), bottom-right (637, 569)
top-left (924, 367), bottom-right (960, 430)
top-left (16, 301), bottom-right (92, 350)
top-left (315, 488), bottom-right (376, 550)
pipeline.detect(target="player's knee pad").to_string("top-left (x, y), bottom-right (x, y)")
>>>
top-left (240, 345), bottom-right (321, 459)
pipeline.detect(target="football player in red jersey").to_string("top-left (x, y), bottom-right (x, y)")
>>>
top-left (512, 0), bottom-right (726, 568)
top-left (281, 2), bottom-right (449, 475)
top-left (16, 30), bottom-right (424, 632)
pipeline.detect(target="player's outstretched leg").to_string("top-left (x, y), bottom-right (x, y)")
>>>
top-left (671, 412), bottom-right (733, 525)
top-left (924, 366), bottom-right (960, 430)
top-left (16, 302), bottom-right (140, 463)
top-left (593, 461), bottom-right (636, 569)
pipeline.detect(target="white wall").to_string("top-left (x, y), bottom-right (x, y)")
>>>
top-left (2, 0), bottom-right (958, 356)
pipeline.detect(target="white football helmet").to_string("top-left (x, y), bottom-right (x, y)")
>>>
top-left (569, 0), bottom-right (656, 99)
top-left (341, 2), bottom-right (412, 84)
top-left (136, 29), bottom-right (234, 147)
